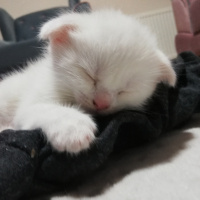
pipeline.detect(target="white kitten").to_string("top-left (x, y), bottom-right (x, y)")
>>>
top-left (0, 10), bottom-right (176, 153)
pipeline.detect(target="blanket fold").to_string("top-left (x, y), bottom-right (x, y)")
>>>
top-left (1, 52), bottom-right (200, 200)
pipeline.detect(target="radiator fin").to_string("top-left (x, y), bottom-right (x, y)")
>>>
top-left (136, 8), bottom-right (177, 59)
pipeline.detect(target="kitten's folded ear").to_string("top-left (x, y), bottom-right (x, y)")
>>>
top-left (39, 16), bottom-right (76, 46)
top-left (156, 50), bottom-right (176, 87)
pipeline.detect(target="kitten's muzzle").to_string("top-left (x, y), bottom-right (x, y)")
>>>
top-left (93, 92), bottom-right (111, 111)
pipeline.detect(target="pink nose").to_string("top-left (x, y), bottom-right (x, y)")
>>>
top-left (93, 92), bottom-right (111, 110)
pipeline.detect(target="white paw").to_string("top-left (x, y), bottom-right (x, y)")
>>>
top-left (48, 113), bottom-right (96, 153)
top-left (14, 105), bottom-right (97, 153)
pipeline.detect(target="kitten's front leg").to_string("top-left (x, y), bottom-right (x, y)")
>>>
top-left (14, 103), bottom-right (96, 153)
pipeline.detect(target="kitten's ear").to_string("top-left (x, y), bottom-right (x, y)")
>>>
top-left (156, 50), bottom-right (176, 87)
top-left (39, 17), bottom-right (76, 46)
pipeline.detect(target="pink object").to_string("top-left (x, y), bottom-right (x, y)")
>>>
top-left (172, 0), bottom-right (200, 55)
top-left (93, 92), bottom-right (111, 110)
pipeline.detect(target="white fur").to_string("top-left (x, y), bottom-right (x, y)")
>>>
top-left (0, 10), bottom-right (176, 153)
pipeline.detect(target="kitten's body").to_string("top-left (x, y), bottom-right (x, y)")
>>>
top-left (0, 10), bottom-right (176, 153)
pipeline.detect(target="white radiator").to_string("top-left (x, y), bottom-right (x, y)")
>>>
top-left (136, 8), bottom-right (177, 59)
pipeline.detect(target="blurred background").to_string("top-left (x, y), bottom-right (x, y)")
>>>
top-left (0, 0), bottom-right (177, 59)
top-left (0, 0), bottom-right (171, 18)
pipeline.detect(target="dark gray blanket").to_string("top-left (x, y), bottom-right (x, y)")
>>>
top-left (1, 52), bottom-right (200, 200)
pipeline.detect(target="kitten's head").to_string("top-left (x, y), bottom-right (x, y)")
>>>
top-left (40, 10), bottom-right (176, 114)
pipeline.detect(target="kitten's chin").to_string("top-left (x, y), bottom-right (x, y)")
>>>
top-left (79, 105), bottom-right (112, 115)
top-left (84, 106), bottom-right (143, 116)
top-left (90, 110), bottom-right (112, 116)
top-left (79, 102), bottom-right (126, 115)
top-left (88, 107), bottom-right (119, 115)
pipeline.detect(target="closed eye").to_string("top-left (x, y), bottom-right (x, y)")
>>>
top-left (117, 89), bottom-right (132, 95)
top-left (86, 72), bottom-right (97, 86)
top-left (86, 71), bottom-right (94, 81)
top-left (81, 68), bottom-right (97, 86)
top-left (118, 91), bottom-right (125, 95)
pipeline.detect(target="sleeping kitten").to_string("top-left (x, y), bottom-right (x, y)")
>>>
top-left (0, 10), bottom-right (176, 153)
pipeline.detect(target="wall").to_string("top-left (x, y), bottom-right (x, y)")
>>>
top-left (89, 0), bottom-right (171, 15)
top-left (0, 0), bottom-right (175, 58)
top-left (0, 0), bottom-right (67, 18)
top-left (0, 0), bottom-right (171, 18)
